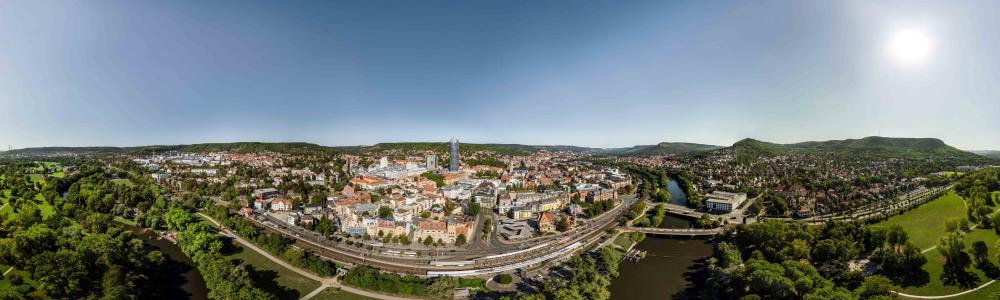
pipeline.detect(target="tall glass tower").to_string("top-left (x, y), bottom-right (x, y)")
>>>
top-left (449, 138), bottom-right (459, 171)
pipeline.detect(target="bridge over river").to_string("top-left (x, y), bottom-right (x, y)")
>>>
top-left (618, 226), bottom-right (722, 237)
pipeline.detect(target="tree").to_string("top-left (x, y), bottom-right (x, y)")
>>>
top-left (30, 250), bottom-right (88, 298)
top-left (854, 275), bottom-right (895, 300)
top-left (465, 203), bottom-right (481, 216)
top-left (785, 239), bottom-right (811, 260)
top-left (423, 236), bottom-right (433, 246)
top-left (164, 207), bottom-right (194, 231)
top-left (11, 223), bottom-right (55, 264)
top-left (938, 232), bottom-right (973, 284)
top-left (945, 217), bottom-right (968, 233)
top-left (497, 274), bottom-right (513, 285)
top-left (455, 234), bottom-right (466, 246)
top-left (378, 206), bottom-right (393, 219)
top-left (557, 216), bottom-right (572, 232)
top-left (443, 200), bottom-right (456, 216)
top-left (972, 241), bottom-right (989, 262)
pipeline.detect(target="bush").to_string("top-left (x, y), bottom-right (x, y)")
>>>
top-left (496, 274), bottom-right (513, 285)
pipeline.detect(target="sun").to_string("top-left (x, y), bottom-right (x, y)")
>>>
top-left (888, 29), bottom-right (931, 65)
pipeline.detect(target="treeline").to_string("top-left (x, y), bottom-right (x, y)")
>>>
top-left (341, 266), bottom-right (485, 298)
top-left (705, 220), bottom-right (925, 299)
top-left (666, 170), bottom-right (703, 208)
top-left (633, 204), bottom-right (665, 228)
top-left (617, 164), bottom-right (671, 202)
top-left (500, 245), bottom-right (626, 300)
top-left (955, 167), bottom-right (999, 201)
top-left (341, 266), bottom-right (434, 297)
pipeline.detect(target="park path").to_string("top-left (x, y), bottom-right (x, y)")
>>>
top-left (894, 280), bottom-right (996, 299)
top-left (196, 213), bottom-right (421, 300)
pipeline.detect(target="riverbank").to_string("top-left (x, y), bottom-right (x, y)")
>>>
top-left (608, 178), bottom-right (713, 299)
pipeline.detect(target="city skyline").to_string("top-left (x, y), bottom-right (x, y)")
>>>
top-left (2, 0), bottom-right (999, 150)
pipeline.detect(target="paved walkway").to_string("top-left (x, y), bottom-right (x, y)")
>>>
top-left (894, 280), bottom-right (996, 299)
top-left (197, 213), bottom-right (422, 300)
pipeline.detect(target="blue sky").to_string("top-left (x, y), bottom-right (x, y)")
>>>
top-left (1, 0), bottom-right (998, 149)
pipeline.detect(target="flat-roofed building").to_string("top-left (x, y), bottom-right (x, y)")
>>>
top-left (705, 191), bottom-right (747, 212)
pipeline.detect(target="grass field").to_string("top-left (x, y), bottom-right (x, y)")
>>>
top-left (311, 287), bottom-right (376, 300)
top-left (875, 191), bottom-right (967, 249)
top-left (876, 190), bottom-right (1000, 297)
top-left (899, 228), bottom-right (1000, 296)
top-left (225, 241), bottom-right (321, 299)
top-left (613, 234), bottom-right (633, 249)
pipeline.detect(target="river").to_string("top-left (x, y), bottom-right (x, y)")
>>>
top-left (129, 227), bottom-right (210, 299)
top-left (608, 177), bottom-right (713, 299)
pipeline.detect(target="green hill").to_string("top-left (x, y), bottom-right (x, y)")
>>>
top-left (729, 136), bottom-right (990, 164)
top-left (3, 142), bottom-right (338, 157)
top-left (611, 142), bottom-right (722, 156)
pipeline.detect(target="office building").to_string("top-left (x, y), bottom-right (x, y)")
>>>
top-left (426, 154), bottom-right (438, 170)
top-left (449, 138), bottom-right (460, 171)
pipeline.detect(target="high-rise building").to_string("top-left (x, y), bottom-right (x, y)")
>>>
top-left (426, 154), bottom-right (438, 170)
top-left (449, 138), bottom-right (460, 171)
top-left (379, 156), bottom-right (388, 168)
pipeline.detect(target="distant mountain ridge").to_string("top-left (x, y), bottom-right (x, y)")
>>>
top-left (2, 137), bottom-right (993, 162)
top-left (728, 136), bottom-right (990, 163)
top-left (334, 142), bottom-right (595, 156)
top-left (1, 142), bottom-right (337, 157)
top-left (607, 142), bottom-right (723, 156)
top-left (970, 150), bottom-right (1000, 159)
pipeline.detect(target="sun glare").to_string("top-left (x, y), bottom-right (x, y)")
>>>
top-left (888, 29), bottom-right (931, 65)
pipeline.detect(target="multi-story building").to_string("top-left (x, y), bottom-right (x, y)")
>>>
top-left (705, 191), bottom-right (748, 212)
top-left (449, 138), bottom-right (460, 171)
top-left (426, 154), bottom-right (438, 170)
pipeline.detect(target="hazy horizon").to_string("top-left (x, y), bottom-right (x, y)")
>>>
top-left (2, 1), bottom-right (999, 150)
top-left (5, 135), bottom-right (996, 152)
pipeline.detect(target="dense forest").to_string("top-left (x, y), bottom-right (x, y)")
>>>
top-left (0, 162), bottom-right (307, 299)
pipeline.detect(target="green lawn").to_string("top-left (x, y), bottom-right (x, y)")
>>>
top-left (311, 287), bottom-right (376, 300)
top-left (949, 280), bottom-right (1000, 300)
top-left (111, 178), bottom-right (135, 186)
top-left (875, 191), bottom-right (967, 249)
top-left (899, 229), bottom-right (1000, 296)
top-left (28, 174), bottom-right (44, 183)
top-left (876, 190), bottom-right (1000, 297)
top-left (613, 233), bottom-right (634, 249)
top-left (0, 194), bottom-right (55, 218)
